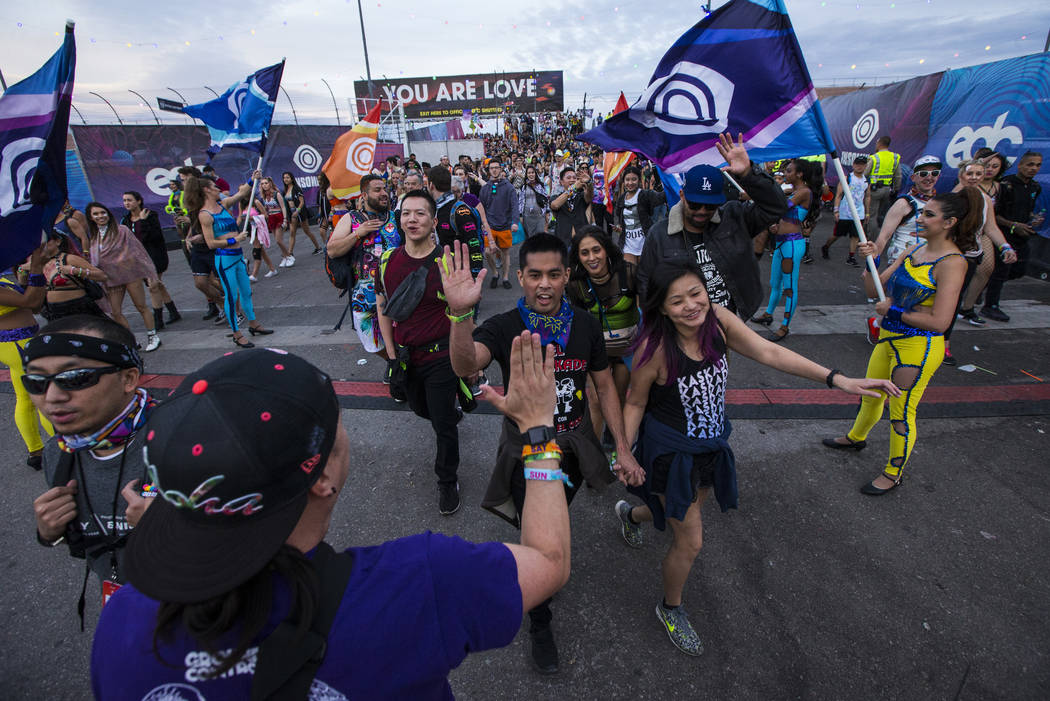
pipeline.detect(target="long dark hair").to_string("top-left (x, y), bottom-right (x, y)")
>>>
top-left (631, 263), bottom-right (724, 382)
top-left (152, 545), bottom-right (319, 679)
top-left (568, 225), bottom-right (624, 282)
top-left (282, 171), bottom-right (302, 198)
top-left (84, 201), bottom-right (117, 240)
top-left (931, 186), bottom-right (982, 253)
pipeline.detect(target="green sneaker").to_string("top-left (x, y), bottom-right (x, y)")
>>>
top-left (655, 603), bottom-right (703, 656)
top-left (614, 500), bottom-right (643, 548)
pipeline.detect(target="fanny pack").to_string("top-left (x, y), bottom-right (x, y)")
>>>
top-left (380, 252), bottom-right (438, 323)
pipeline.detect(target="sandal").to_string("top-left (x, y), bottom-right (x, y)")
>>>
top-left (768, 326), bottom-right (790, 342)
top-left (750, 312), bottom-right (773, 325)
top-left (821, 436), bottom-right (867, 451)
top-left (233, 335), bottom-right (255, 349)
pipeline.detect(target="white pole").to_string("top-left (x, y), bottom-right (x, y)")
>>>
top-left (242, 155), bottom-right (263, 243)
top-left (723, 170), bottom-right (745, 194)
top-left (831, 156), bottom-right (886, 302)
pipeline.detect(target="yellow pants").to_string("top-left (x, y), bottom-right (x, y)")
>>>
top-left (0, 335), bottom-right (54, 453)
top-left (847, 332), bottom-right (943, 480)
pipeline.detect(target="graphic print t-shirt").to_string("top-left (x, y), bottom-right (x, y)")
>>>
top-left (474, 306), bottom-right (609, 433)
top-left (687, 236), bottom-right (733, 311)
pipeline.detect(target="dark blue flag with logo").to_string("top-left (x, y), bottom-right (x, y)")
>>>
top-left (0, 22), bottom-right (75, 271)
top-left (579, 0), bottom-right (836, 173)
top-left (183, 60), bottom-right (285, 157)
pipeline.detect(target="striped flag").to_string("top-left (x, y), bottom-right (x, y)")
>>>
top-left (580, 0), bottom-right (836, 173)
top-left (602, 93), bottom-right (636, 214)
top-left (0, 23), bottom-right (75, 271)
top-left (183, 61), bottom-right (285, 156)
top-left (322, 104), bottom-right (381, 200)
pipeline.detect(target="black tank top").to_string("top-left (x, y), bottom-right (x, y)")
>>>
top-left (646, 341), bottom-right (728, 439)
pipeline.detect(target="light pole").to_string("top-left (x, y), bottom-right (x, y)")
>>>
top-left (321, 78), bottom-right (341, 125)
top-left (128, 89), bottom-right (160, 124)
top-left (356, 0), bottom-right (374, 98)
top-left (280, 86), bottom-right (300, 127)
top-left (89, 91), bottom-right (123, 125)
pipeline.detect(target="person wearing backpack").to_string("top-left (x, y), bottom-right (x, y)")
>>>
top-left (375, 189), bottom-right (469, 516)
top-left (428, 166), bottom-right (486, 280)
top-left (92, 339), bottom-right (572, 699)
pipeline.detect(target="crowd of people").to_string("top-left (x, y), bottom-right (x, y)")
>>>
top-left (2, 112), bottom-right (1044, 696)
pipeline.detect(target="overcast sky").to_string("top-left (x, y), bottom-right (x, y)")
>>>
top-left (2, 0), bottom-right (1046, 126)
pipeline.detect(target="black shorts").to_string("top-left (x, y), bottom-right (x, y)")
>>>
top-left (651, 452), bottom-right (716, 497)
top-left (189, 247), bottom-right (215, 276)
top-left (834, 219), bottom-right (861, 238)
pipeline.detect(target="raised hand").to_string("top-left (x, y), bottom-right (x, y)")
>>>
top-left (479, 331), bottom-right (555, 431)
top-left (716, 132), bottom-right (751, 178)
top-left (439, 240), bottom-right (487, 315)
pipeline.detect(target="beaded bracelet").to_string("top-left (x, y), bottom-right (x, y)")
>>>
top-left (446, 308), bottom-right (475, 323)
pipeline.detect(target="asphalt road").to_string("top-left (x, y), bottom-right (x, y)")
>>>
top-left (2, 217), bottom-right (1048, 700)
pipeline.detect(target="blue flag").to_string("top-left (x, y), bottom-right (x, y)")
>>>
top-left (0, 23), bottom-right (75, 271)
top-left (183, 61), bottom-right (285, 156)
top-left (579, 0), bottom-right (836, 173)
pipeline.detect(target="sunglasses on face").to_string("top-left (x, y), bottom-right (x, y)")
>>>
top-left (916, 169), bottom-right (940, 178)
top-left (683, 200), bottom-right (718, 211)
top-left (21, 365), bottom-right (123, 395)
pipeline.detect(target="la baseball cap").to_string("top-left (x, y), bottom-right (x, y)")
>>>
top-left (124, 348), bottom-right (341, 603)
top-left (681, 165), bottom-right (727, 206)
top-left (913, 155), bottom-right (942, 170)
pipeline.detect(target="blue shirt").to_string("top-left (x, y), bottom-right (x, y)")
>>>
top-left (91, 533), bottom-right (522, 700)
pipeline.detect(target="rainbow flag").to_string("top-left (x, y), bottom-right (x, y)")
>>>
top-left (602, 93), bottom-right (636, 214)
top-left (323, 104), bottom-right (381, 199)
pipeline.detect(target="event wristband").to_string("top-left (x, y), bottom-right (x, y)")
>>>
top-left (446, 308), bottom-right (475, 323)
top-left (522, 440), bottom-right (561, 459)
top-left (999, 243), bottom-right (1013, 251)
top-left (884, 305), bottom-right (905, 324)
top-left (523, 466), bottom-right (574, 488)
top-left (825, 368), bottom-right (841, 389)
top-left (1009, 224), bottom-right (1016, 235)
top-left (27, 274), bottom-right (46, 287)
top-left (226, 237), bottom-right (237, 245)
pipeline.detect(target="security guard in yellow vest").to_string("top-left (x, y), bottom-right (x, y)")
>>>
top-left (165, 180), bottom-right (190, 238)
top-left (865, 135), bottom-right (901, 238)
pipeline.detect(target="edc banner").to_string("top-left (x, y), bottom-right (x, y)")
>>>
top-left (72, 125), bottom-right (366, 227)
top-left (354, 71), bottom-right (564, 119)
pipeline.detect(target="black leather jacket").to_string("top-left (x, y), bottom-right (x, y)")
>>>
top-left (636, 169), bottom-right (787, 319)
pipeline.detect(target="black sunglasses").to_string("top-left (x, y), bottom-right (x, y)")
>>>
top-left (21, 366), bottom-right (123, 395)
top-left (683, 199), bottom-right (719, 211)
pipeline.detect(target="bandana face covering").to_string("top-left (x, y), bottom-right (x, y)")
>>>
top-left (517, 296), bottom-right (574, 349)
top-left (57, 388), bottom-right (156, 453)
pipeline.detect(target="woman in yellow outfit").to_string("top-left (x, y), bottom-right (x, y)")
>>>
top-left (823, 187), bottom-right (980, 495)
top-left (0, 244), bottom-right (54, 470)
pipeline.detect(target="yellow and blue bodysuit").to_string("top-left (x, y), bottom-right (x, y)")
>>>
top-left (0, 276), bottom-right (53, 454)
top-left (846, 244), bottom-right (961, 480)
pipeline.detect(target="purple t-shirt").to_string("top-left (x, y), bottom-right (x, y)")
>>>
top-left (91, 533), bottom-right (521, 700)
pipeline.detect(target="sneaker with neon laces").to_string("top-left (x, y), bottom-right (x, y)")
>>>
top-left (614, 500), bottom-right (643, 548)
top-left (655, 603), bottom-right (703, 656)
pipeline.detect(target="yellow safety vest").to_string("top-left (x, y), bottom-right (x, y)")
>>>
top-left (870, 150), bottom-right (899, 186)
top-left (165, 191), bottom-right (186, 216)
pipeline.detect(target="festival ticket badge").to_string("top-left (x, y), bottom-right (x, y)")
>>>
top-left (102, 579), bottom-right (122, 607)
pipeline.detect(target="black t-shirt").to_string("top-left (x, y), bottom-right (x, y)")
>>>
top-left (682, 231), bottom-right (734, 311)
top-left (553, 190), bottom-right (590, 243)
top-left (473, 305), bottom-right (609, 433)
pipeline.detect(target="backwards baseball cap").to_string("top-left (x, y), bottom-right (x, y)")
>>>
top-left (681, 165), bottom-right (727, 206)
top-left (913, 155), bottom-right (942, 170)
top-left (125, 348), bottom-right (340, 603)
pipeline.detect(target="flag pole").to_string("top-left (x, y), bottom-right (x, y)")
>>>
top-left (831, 154), bottom-right (885, 301)
top-left (243, 156), bottom-right (263, 243)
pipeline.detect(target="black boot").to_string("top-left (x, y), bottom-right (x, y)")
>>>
top-left (203, 302), bottom-right (220, 320)
top-left (165, 301), bottom-right (182, 324)
top-left (528, 602), bottom-right (559, 674)
top-left (152, 308), bottom-right (165, 331)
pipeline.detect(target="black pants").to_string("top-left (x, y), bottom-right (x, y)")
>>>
top-left (510, 450), bottom-right (583, 632)
top-left (943, 254), bottom-right (981, 342)
top-left (984, 234), bottom-right (1029, 308)
top-left (405, 356), bottom-right (460, 485)
top-left (590, 202), bottom-right (608, 232)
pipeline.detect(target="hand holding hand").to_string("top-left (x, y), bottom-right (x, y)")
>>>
top-left (1001, 247), bottom-right (1018, 264)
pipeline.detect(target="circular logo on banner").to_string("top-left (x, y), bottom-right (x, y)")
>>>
top-left (629, 61), bottom-right (734, 136)
top-left (852, 109), bottom-right (880, 149)
top-left (293, 144), bottom-right (322, 173)
top-left (0, 136), bottom-right (45, 214)
top-left (346, 140), bottom-right (375, 176)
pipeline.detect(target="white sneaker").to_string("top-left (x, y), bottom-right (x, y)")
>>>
top-left (249, 274), bottom-right (258, 282)
top-left (264, 269), bottom-right (279, 278)
top-left (285, 255), bottom-right (296, 267)
top-left (278, 257), bottom-right (289, 268)
top-left (144, 332), bottom-right (161, 352)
